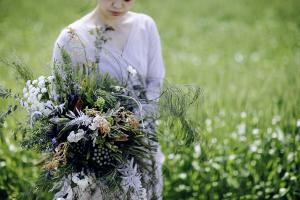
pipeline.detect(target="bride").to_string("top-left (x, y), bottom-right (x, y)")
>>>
top-left (52, 0), bottom-right (165, 199)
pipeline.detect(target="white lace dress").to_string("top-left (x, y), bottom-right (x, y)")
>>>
top-left (52, 11), bottom-right (165, 200)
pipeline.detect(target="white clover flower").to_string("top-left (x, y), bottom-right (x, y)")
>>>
top-left (237, 123), bottom-right (246, 135)
top-left (240, 112), bottom-right (247, 118)
top-left (211, 138), bottom-right (218, 144)
top-left (127, 65), bottom-right (137, 77)
top-left (67, 129), bottom-right (86, 143)
top-left (192, 160), bottom-right (200, 171)
top-left (228, 154), bottom-right (236, 161)
top-left (275, 127), bottom-right (284, 141)
top-left (205, 118), bottom-right (212, 126)
top-left (296, 119), bottom-right (300, 127)
top-left (252, 128), bottom-right (259, 135)
top-left (206, 126), bottom-right (212, 133)
top-left (250, 144), bottom-right (257, 152)
top-left (168, 153), bottom-right (175, 160)
top-left (194, 144), bottom-right (201, 157)
top-left (272, 115), bottom-right (281, 125)
top-left (179, 173), bottom-right (187, 179)
top-left (234, 52), bottom-right (244, 63)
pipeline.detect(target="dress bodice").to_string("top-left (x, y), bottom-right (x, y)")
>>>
top-left (52, 11), bottom-right (165, 101)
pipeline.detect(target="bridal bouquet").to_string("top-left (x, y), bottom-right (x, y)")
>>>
top-left (19, 56), bottom-right (156, 199)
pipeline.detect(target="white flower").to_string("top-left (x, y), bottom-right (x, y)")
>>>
top-left (206, 126), bottom-right (212, 133)
top-left (296, 119), bottom-right (300, 127)
top-left (29, 87), bottom-right (36, 94)
top-left (211, 138), bottom-right (218, 144)
top-left (76, 112), bottom-right (92, 127)
top-left (67, 129), bottom-right (86, 143)
top-left (250, 144), bottom-right (257, 152)
top-left (240, 112), bottom-right (247, 118)
top-left (38, 80), bottom-right (45, 88)
top-left (41, 87), bottom-right (47, 93)
top-left (194, 144), bottom-right (201, 157)
top-left (71, 172), bottom-right (92, 191)
top-left (23, 92), bottom-right (29, 99)
top-left (47, 75), bottom-right (55, 82)
top-left (234, 52), bottom-right (244, 63)
top-left (89, 121), bottom-right (98, 131)
top-left (275, 127), bottom-right (285, 141)
top-left (237, 123), bottom-right (246, 135)
top-left (89, 115), bottom-right (107, 131)
top-left (127, 65), bottom-right (137, 77)
top-left (179, 173), bottom-right (187, 179)
top-left (23, 87), bottom-right (28, 94)
top-left (38, 76), bottom-right (46, 82)
top-left (26, 80), bottom-right (31, 87)
top-left (228, 154), bottom-right (236, 161)
top-left (252, 128), bottom-right (259, 135)
top-left (32, 80), bottom-right (38, 85)
top-left (168, 153), bottom-right (175, 160)
top-left (272, 115), bottom-right (281, 125)
top-left (205, 118), bottom-right (212, 126)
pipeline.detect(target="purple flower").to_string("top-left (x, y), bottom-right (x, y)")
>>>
top-left (52, 138), bottom-right (58, 145)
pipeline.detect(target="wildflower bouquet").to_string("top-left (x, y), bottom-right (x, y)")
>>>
top-left (19, 60), bottom-right (158, 199)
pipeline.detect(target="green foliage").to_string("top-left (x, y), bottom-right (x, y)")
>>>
top-left (0, 86), bottom-right (12, 99)
top-left (0, 139), bottom-right (39, 200)
top-left (21, 119), bottom-right (54, 152)
top-left (159, 85), bottom-right (202, 145)
top-left (94, 96), bottom-right (105, 111)
top-left (162, 113), bottom-right (300, 199)
top-left (0, 58), bottom-right (34, 82)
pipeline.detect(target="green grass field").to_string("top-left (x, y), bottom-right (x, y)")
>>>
top-left (1, 0), bottom-right (300, 199)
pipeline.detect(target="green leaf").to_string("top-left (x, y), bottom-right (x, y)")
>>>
top-left (0, 85), bottom-right (12, 99)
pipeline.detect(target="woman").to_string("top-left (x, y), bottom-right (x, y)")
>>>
top-left (52, 0), bottom-right (165, 199)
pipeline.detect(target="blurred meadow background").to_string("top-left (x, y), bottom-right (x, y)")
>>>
top-left (1, 0), bottom-right (300, 199)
